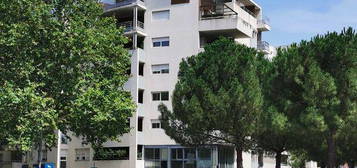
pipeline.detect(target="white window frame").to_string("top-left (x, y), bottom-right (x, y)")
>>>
top-left (152, 64), bottom-right (169, 74)
top-left (152, 91), bottom-right (169, 101)
top-left (152, 10), bottom-right (170, 21)
top-left (151, 119), bottom-right (161, 129)
top-left (152, 37), bottom-right (170, 47)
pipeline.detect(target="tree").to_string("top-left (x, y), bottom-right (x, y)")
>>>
top-left (0, 0), bottom-right (135, 162)
top-left (254, 54), bottom-right (294, 168)
top-left (273, 28), bottom-right (357, 168)
top-left (159, 38), bottom-right (263, 168)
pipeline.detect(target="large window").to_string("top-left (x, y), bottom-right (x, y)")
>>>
top-left (153, 37), bottom-right (170, 47)
top-left (75, 148), bottom-right (90, 161)
top-left (152, 10), bottom-right (170, 21)
top-left (171, 148), bottom-right (196, 168)
top-left (152, 64), bottom-right (169, 74)
top-left (144, 147), bottom-right (226, 168)
top-left (145, 148), bottom-right (168, 168)
top-left (152, 92), bottom-right (169, 101)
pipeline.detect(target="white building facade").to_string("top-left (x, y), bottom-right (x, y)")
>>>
top-left (0, 0), bottom-right (276, 168)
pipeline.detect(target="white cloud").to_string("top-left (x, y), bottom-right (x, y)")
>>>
top-left (270, 0), bottom-right (357, 34)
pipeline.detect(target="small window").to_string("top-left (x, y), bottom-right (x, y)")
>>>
top-left (138, 89), bottom-right (144, 104)
top-left (61, 134), bottom-right (68, 144)
top-left (75, 148), bottom-right (90, 161)
top-left (138, 117), bottom-right (143, 132)
top-left (152, 10), bottom-right (170, 21)
top-left (139, 62), bottom-right (145, 76)
top-left (172, 0), bottom-right (189, 4)
top-left (137, 145), bottom-right (143, 160)
top-left (152, 37), bottom-right (170, 47)
top-left (152, 92), bottom-right (160, 101)
top-left (42, 150), bottom-right (48, 161)
top-left (152, 92), bottom-right (169, 101)
top-left (151, 120), bottom-right (161, 129)
top-left (152, 64), bottom-right (169, 74)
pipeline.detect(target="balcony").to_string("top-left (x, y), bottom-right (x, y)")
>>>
top-left (118, 21), bottom-right (145, 34)
top-left (258, 17), bottom-right (271, 31)
top-left (103, 0), bottom-right (145, 13)
top-left (257, 41), bottom-right (270, 53)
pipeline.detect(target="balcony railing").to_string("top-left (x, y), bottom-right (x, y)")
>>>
top-left (258, 16), bottom-right (270, 25)
top-left (200, 3), bottom-right (238, 19)
top-left (118, 21), bottom-right (144, 32)
top-left (257, 41), bottom-right (270, 52)
top-left (240, 6), bottom-right (256, 17)
top-left (104, 0), bottom-right (144, 11)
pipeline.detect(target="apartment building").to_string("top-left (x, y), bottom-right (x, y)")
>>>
top-left (0, 0), bottom-right (274, 168)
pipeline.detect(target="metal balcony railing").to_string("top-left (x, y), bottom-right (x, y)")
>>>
top-left (257, 41), bottom-right (270, 52)
top-left (118, 21), bottom-right (144, 32)
top-left (104, 0), bottom-right (144, 11)
top-left (200, 3), bottom-right (238, 19)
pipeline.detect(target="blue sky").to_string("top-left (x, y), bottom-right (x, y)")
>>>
top-left (254, 0), bottom-right (357, 46)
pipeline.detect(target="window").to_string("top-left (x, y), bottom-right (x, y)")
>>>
top-left (144, 148), bottom-right (168, 168)
top-left (138, 145), bottom-right (143, 160)
top-left (151, 120), bottom-right (161, 129)
top-left (152, 64), bottom-right (169, 74)
top-left (42, 150), bottom-right (48, 161)
top-left (11, 151), bottom-right (22, 162)
top-left (152, 10), bottom-right (170, 20)
top-left (60, 149), bottom-right (68, 168)
top-left (60, 156), bottom-right (67, 168)
top-left (172, 0), bottom-right (190, 4)
top-left (61, 134), bottom-right (68, 144)
top-left (94, 147), bottom-right (129, 160)
top-left (153, 37), bottom-right (170, 47)
top-left (138, 117), bottom-right (143, 132)
top-left (152, 92), bottom-right (169, 101)
top-left (139, 62), bottom-right (145, 76)
top-left (171, 148), bottom-right (196, 168)
top-left (75, 148), bottom-right (90, 161)
top-left (138, 89), bottom-right (144, 104)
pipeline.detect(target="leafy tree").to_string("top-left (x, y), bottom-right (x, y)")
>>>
top-left (159, 38), bottom-right (263, 168)
top-left (273, 28), bottom-right (357, 168)
top-left (254, 54), bottom-right (295, 168)
top-left (0, 0), bottom-right (135, 161)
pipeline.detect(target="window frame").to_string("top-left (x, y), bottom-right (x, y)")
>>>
top-left (152, 37), bottom-right (170, 48)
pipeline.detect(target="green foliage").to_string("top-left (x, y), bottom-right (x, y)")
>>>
top-left (274, 28), bottom-right (357, 166)
top-left (159, 38), bottom-right (263, 160)
top-left (94, 147), bottom-right (129, 160)
top-left (0, 0), bottom-right (135, 151)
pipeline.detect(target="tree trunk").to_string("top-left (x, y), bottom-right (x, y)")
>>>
top-left (275, 152), bottom-right (282, 168)
top-left (37, 141), bottom-right (42, 168)
top-left (236, 147), bottom-right (243, 168)
top-left (327, 130), bottom-right (337, 168)
top-left (258, 150), bottom-right (264, 168)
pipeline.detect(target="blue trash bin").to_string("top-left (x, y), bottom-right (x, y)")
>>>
top-left (33, 163), bottom-right (55, 168)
